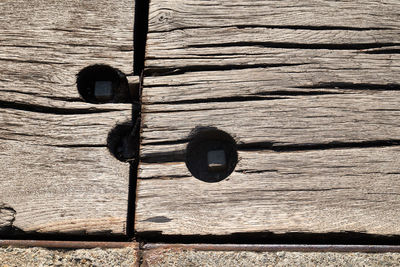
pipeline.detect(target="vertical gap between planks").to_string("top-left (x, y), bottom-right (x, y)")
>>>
top-left (127, 0), bottom-right (150, 238)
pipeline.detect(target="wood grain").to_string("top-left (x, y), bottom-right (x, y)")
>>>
top-left (0, 0), bottom-right (133, 235)
top-left (137, 0), bottom-right (400, 235)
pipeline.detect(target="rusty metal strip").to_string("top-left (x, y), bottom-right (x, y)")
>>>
top-left (0, 240), bottom-right (136, 249)
top-left (143, 243), bottom-right (400, 253)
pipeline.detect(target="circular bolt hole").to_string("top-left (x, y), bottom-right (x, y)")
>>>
top-left (185, 128), bottom-right (238, 183)
top-left (76, 64), bottom-right (129, 104)
top-left (107, 121), bottom-right (138, 162)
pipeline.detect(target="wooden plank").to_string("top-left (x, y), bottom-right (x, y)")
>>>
top-left (136, 0), bottom-right (400, 236)
top-left (0, 0), bottom-right (134, 235)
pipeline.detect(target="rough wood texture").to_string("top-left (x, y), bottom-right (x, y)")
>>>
top-left (0, 0), bottom-right (133, 235)
top-left (142, 248), bottom-right (400, 267)
top-left (136, 0), bottom-right (400, 235)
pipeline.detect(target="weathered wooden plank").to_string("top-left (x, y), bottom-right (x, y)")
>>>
top-left (137, 147), bottom-right (400, 235)
top-left (137, 0), bottom-right (400, 236)
top-left (0, 0), bottom-right (134, 235)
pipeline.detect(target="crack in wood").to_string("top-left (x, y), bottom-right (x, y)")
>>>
top-left (233, 25), bottom-right (393, 31)
top-left (151, 96), bottom-right (286, 105)
top-left (298, 82), bottom-right (400, 91)
top-left (150, 24), bottom-right (393, 33)
top-left (0, 57), bottom-right (69, 65)
top-left (0, 100), bottom-right (122, 115)
top-left (363, 48), bottom-right (400, 54)
top-left (145, 63), bottom-right (307, 76)
top-left (188, 42), bottom-right (400, 50)
top-left (238, 139), bottom-right (400, 152)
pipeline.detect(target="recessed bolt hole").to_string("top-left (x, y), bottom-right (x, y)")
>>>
top-left (76, 64), bottom-right (129, 104)
top-left (107, 121), bottom-right (139, 162)
top-left (186, 127), bottom-right (238, 183)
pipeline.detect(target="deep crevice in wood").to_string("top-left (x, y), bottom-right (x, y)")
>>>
top-left (298, 82), bottom-right (400, 91)
top-left (145, 63), bottom-right (306, 76)
top-left (238, 139), bottom-right (400, 152)
top-left (136, 231), bottom-right (400, 245)
top-left (188, 42), bottom-right (400, 50)
top-left (234, 24), bottom-right (393, 31)
top-left (50, 144), bottom-right (106, 148)
top-left (363, 49), bottom-right (400, 54)
top-left (0, 57), bottom-right (69, 65)
top-left (143, 139), bottom-right (190, 146)
top-left (151, 96), bottom-right (286, 105)
top-left (0, 100), bottom-right (121, 115)
top-left (141, 150), bottom-right (186, 164)
top-left (255, 90), bottom-right (344, 96)
top-left (150, 24), bottom-right (392, 33)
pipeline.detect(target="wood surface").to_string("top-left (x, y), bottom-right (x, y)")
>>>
top-left (136, 0), bottom-right (400, 235)
top-left (0, 0), bottom-right (133, 235)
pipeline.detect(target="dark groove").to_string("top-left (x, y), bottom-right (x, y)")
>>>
top-left (44, 96), bottom-right (84, 102)
top-left (146, 83), bottom-right (197, 88)
top-left (136, 231), bottom-right (400, 245)
top-left (363, 49), bottom-right (400, 54)
top-left (0, 44), bottom-right (49, 49)
top-left (141, 150), bottom-right (186, 164)
top-left (144, 139), bottom-right (189, 146)
top-left (234, 24), bottom-right (392, 31)
top-left (128, 0), bottom-right (150, 238)
top-left (235, 169), bottom-right (279, 174)
top-left (51, 144), bottom-right (106, 148)
top-left (1, 89), bottom-right (40, 96)
top-left (0, 57), bottom-right (68, 65)
top-left (188, 42), bottom-right (399, 50)
top-left (124, 106), bottom-right (142, 238)
top-left (1, 90), bottom-right (84, 102)
top-left (134, 0), bottom-right (150, 75)
top-left (152, 96), bottom-right (285, 105)
top-left (143, 107), bottom-right (231, 114)
top-left (297, 82), bottom-right (400, 91)
top-left (145, 63), bottom-right (305, 76)
top-left (256, 90), bottom-right (344, 96)
top-left (139, 175), bottom-right (191, 180)
top-left (150, 24), bottom-right (392, 33)
top-left (0, 100), bottom-right (121, 115)
top-left (239, 140), bottom-right (400, 152)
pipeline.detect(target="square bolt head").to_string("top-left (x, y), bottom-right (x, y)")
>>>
top-left (94, 81), bottom-right (113, 100)
top-left (207, 150), bottom-right (227, 171)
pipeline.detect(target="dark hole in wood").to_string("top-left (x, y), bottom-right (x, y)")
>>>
top-left (107, 121), bottom-right (138, 162)
top-left (186, 127), bottom-right (238, 183)
top-left (76, 64), bottom-right (129, 104)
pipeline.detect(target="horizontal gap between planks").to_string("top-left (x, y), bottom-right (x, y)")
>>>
top-left (136, 232), bottom-right (400, 246)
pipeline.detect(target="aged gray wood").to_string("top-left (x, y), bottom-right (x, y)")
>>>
top-left (0, 0), bottom-right (133, 234)
top-left (136, 0), bottom-right (400, 235)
